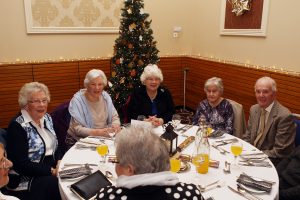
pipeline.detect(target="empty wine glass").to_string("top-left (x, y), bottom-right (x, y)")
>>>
top-left (172, 114), bottom-right (181, 129)
top-left (107, 125), bottom-right (116, 140)
top-left (137, 115), bottom-right (146, 121)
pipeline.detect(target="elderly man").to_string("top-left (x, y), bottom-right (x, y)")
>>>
top-left (244, 76), bottom-right (296, 165)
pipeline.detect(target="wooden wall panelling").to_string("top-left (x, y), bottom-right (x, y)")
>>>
top-left (0, 64), bottom-right (33, 128)
top-left (32, 62), bottom-right (80, 112)
top-left (270, 73), bottom-right (300, 115)
top-left (158, 57), bottom-right (183, 106)
top-left (78, 60), bottom-right (111, 89)
top-left (183, 57), bottom-right (271, 120)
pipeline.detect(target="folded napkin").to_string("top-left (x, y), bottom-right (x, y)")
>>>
top-left (79, 137), bottom-right (104, 145)
top-left (237, 174), bottom-right (273, 193)
top-left (59, 165), bottom-right (92, 179)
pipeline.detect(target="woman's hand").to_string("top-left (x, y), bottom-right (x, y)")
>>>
top-left (148, 116), bottom-right (164, 127)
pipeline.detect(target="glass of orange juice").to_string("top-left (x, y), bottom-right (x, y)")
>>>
top-left (96, 144), bottom-right (109, 163)
top-left (170, 158), bottom-right (181, 173)
top-left (231, 140), bottom-right (243, 166)
top-left (193, 154), bottom-right (209, 174)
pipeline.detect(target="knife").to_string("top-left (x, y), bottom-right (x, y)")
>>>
top-left (227, 186), bottom-right (258, 200)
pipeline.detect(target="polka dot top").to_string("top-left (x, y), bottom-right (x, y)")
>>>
top-left (96, 182), bottom-right (204, 200)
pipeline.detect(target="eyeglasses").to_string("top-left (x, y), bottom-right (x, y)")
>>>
top-left (0, 156), bottom-right (12, 169)
top-left (28, 99), bottom-right (48, 105)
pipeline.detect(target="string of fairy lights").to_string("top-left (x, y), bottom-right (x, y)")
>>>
top-left (0, 54), bottom-right (299, 76)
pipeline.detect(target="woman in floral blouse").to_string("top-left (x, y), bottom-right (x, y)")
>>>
top-left (193, 77), bottom-right (234, 135)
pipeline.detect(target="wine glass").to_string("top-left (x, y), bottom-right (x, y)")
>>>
top-left (230, 140), bottom-right (243, 166)
top-left (172, 114), bottom-right (181, 129)
top-left (170, 158), bottom-right (181, 173)
top-left (137, 115), bottom-right (146, 121)
top-left (96, 144), bottom-right (109, 163)
top-left (107, 125), bottom-right (116, 140)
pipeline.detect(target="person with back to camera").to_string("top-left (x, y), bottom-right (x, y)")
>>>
top-left (6, 82), bottom-right (62, 200)
top-left (96, 126), bottom-right (204, 200)
top-left (65, 69), bottom-right (121, 148)
top-left (127, 64), bottom-right (175, 127)
top-left (193, 77), bottom-right (234, 135)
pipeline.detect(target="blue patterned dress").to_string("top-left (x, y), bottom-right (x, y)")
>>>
top-left (193, 99), bottom-right (234, 135)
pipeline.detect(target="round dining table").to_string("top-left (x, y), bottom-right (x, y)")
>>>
top-left (58, 125), bottom-right (279, 200)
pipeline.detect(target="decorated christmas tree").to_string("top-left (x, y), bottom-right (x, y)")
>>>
top-left (108, 0), bottom-right (159, 121)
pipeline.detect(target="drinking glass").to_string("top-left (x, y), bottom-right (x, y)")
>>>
top-left (170, 158), bottom-right (181, 173)
top-left (230, 140), bottom-right (243, 166)
top-left (96, 144), bottom-right (109, 163)
top-left (137, 115), bottom-right (146, 121)
top-left (107, 125), bottom-right (116, 140)
top-left (172, 114), bottom-right (181, 129)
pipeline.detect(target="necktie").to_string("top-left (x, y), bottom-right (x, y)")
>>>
top-left (254, 109), bottom-right (266, 147)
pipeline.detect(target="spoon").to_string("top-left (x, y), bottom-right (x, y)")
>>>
top-left (223, 161), bottom-right (231, 174)
top-left (198, 180), bottom-right (219, 192)
top-left (199, 182), bottom-right (223, 192)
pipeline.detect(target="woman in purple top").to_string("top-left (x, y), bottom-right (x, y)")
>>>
top-left (193, 77), bottom-right (234, 135)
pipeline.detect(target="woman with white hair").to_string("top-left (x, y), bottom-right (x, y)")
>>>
top-left (127, 64), bottom-right (175, 126)
top-left (65, 69), bottom-right (120, 148)
top-left (96, 126), bottom-right (203, 200)
top-left (193, 77), bottom-right (234, 134)
top-left (7, 82), bottom-right (62, 200)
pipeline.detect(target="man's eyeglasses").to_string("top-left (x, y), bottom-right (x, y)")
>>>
top-left (0, 156), bottom-right (12, 169)
top-left (28, 99), bottom-right (48, 105)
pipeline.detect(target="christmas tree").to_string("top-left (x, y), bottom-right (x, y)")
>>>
top-left (109, 0), bottom-right (160, 122)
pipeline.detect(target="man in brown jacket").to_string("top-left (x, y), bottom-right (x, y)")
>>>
top-left (244, 76), bottom-right (296, 166)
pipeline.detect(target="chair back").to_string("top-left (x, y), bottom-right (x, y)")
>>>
top-left (294, 118), bottom-right (300, 147)
top-left (51, 101), bottom-right (71, 154)
top-left (227, 99), bottom-right (246, 139)
top-left (122, 95), bottom-right (131, 124)
top-left (0, 128), bottom-right (7, 148)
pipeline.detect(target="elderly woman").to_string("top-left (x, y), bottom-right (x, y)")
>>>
top-left (193, 77), bottom-right (234, 135)
top-left (96, 126), bottom-right (203, 200)
top-left (65, 69), bottom-right (120, 148)
top-left (6, 82), bottom-right (62, 200)
top-left (0, 144), bottom-right (19, 200)
top-left (127, 64), bottom-right (175, 126)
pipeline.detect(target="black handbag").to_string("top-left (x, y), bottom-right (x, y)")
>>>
top-left (70, 170), bottom-right (112, 200)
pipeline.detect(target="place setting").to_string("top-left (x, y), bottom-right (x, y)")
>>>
top-left (227, 172), bottom-right (275, 200)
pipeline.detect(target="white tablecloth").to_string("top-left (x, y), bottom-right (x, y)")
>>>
top-left (59, 126), bottom-right (279, 200)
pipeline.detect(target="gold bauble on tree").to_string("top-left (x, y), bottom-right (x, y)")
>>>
top-left (138, 59), bottom-right (144, 66)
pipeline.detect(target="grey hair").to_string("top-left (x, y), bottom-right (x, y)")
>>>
top-left (140, 64), bottom-right (164, 84)
top-left (204, 77), bottom-right (224, 94)
top-left (255, 76), bottom-right (277, 92)
top-left (84, 69), bottom-right (107, 88)
top-left (115, 126), bottom-right (170, 174)
top-left (18, 82), bottom-right (50, 108)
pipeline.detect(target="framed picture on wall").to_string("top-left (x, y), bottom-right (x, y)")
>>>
top-left (24, 0), bottom-right (122, 34)
top-left (220, 0), bottom-right (270, 36)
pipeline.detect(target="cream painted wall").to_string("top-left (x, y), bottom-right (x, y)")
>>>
top-left (0, 1), bottom-right (299, 72)
top-left (0, 0), bottom-right (194, 62)
top-left (193, 0), bottom-right (300, 72)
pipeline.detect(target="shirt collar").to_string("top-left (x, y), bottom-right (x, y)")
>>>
top-left (264, 101), bottom-right (274, 113)
top-left (21, 109), bottom-right (45, 127)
